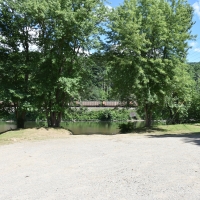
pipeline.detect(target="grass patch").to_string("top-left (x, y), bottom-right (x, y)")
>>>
top-left (0, 128), bottom-right (72, 145)
top-left (130, 124), bottom-right (200, 135)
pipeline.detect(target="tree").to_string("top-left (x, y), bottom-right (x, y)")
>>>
top-left (30, 0), bottom-right (106, 127)
top-left (82, 52), bottom-right (112, 101)
top-left (0, 0), bottom-right (107, 128)
top-left (106, 0), bottom-right (194, 127)
top-left (187, 62), bottom-right (200, 120)
top-left (164, 63), bottom-right (194, 124)
top-left (0, 0), bottom-right (39, 128)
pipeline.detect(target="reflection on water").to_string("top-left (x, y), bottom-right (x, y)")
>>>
top-left (0, 121), bottom-right (146, 135)
top-left (63, 121), bottom-right (146, 135)
top-left (0, 121), bottom-right (16, 133)
top-left (62, 122), bottom-right (121, 135)
top-left (25, 121), bottom-right (122, 135)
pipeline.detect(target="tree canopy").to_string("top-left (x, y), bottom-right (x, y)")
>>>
top-left (106, 0), bottom-right (195, 126)
top-left (0, 0), bottom-right (106, 127)
top-left (0, 0), bottom-right (198, 128)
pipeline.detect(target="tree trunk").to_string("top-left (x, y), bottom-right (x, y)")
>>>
top-left (172, 108), bottom-right (180, 124)
top-left (16, 113), bottom-right (26, 129)
top-left (144, 103), bottom-right (152, 128)
top-left (47, 111), bottom-right (62, 127)
top-left (166, 105), bottom-right (174, 125)
top-left (167, 106), bottom-right (180, 125)
top-left (17, 117), bottom-right (25, 129)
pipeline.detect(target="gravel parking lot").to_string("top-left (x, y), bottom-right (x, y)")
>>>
top-left (1, 134), bottom-right (200, 200)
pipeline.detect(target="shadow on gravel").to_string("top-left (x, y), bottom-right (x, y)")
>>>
top-left (148, 132), bottom-right (200, 146)
top-left (131, 127), bottom-right (167, 133)
top-left (72, 132), bottom-right (117, 135)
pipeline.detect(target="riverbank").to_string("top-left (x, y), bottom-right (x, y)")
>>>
top-left (1, 124), bottom-right (200, 145)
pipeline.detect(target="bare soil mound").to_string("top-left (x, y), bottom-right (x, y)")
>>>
top-left (0, 128), bottom-right (72, 145)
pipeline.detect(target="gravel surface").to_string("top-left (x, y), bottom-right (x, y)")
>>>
top-left (1, 134), bottom-right (200, 200)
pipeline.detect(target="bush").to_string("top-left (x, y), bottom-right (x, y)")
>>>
top-left (63, 108), bottom-right (131, 121)
top-left (99, 110), bottom-right (112, 121)
top-left (119, 122), bottom-right (136, 133)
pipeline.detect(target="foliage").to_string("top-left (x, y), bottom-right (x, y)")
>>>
top-left (0, 0), bottom-right (107, 127)
top-left (63, 108), bottom-right (131, 121)
top-left (0, 0), bottom-right (40, 128)
top-left (187, 62), bottom-right (200, 121)
top-left (164, 62), bottom-right (194, 124)
top-left (31, 0), bottom-right (107, 127)
top-left (119, 122), bottom-right (136, 133)
top-left (106, 0), bottom-right (195, 127)
top-left (0, 0), bottom-right (198, 129)
top-left (81, 53), bottom-right (112, 101)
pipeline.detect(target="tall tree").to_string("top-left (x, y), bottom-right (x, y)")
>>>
top-left (30, 0), bottom-right (106, 127)
top-left (0, 0), bottom-right (38, 128)
top-left (0, 0), bottom-right (106, 128)
top-left (187, 62), bottom-right (200, 120)
top-left (82, 52), bottom-right (112, 101)
top-left (107, 0), bottom-right (194, 127)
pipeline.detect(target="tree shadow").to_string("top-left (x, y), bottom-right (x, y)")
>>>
top-left (127, 127), bottom-right (168, 134)
top-left (72, 132), bottom-right (117, 135)
top-left (0, 128), bottom-right (16, 135)
top-left (148, 132), bottom-right (200, 146)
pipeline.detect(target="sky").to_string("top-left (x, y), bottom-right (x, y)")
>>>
top-left (106, 0), bottom-right (200, 62)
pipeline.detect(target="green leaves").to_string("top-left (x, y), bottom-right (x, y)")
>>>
top-left (0, 0), bottom-right (107, 127)
top-left (58, 77), bottom-right (80, 98)
top-left (0, 0), bottom-right (196, 127)
top-left (106, 0), bottom-right (194, 126)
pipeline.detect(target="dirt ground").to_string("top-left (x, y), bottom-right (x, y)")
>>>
top-left (1, 132), bottom-right (200, 200)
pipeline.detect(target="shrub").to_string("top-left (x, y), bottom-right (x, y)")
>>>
top-left (63, 108), bottom-right (131, 121)
top-left (119, 122), bottom-right (136, 133)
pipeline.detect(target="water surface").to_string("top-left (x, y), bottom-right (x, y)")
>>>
top-left (0, 121), bottom-right (145, 135)
top-left (25, 121), bottom-right (122, 135)
top-left (0, 121), bottom-right (16, 133)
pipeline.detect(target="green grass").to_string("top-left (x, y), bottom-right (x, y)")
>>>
top-left (131, 123), bottom-right (200, 135)
top-left (0, 129), bottom-right (25, 145)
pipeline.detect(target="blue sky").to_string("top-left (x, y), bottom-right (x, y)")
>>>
top-left (106, 0), bottom-right (200, 62)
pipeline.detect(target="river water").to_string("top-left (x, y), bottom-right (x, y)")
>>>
top-left (0, 121), bottom-right (145, 135)
top-left (0, 121), bottom-right (17, 133)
